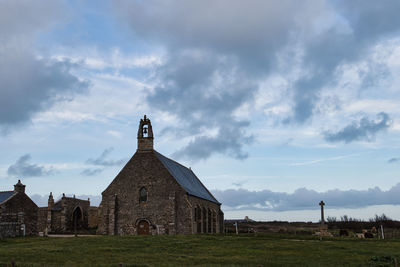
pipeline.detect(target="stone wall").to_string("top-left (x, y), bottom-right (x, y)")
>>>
top-left (0, 193), bottom-right (38, 237)
top-left (61, 197), bottom-right (90, 232)
top-left (98, 116), bottom-right (223, 236)
top-left (88, 206), bottom-right (99, 229)
top-left (37, 196), bottom-right (92, 234)
top-left (188, 195), bottom-right (223, 234)
top-left (0, 222), bottom-right (19, 238)
top-left (98, 151), bottom-right (194, 235)
top-left (37, 207), bottom-right (47, 233)
top-left (50, 210), bottom-right (62, 233)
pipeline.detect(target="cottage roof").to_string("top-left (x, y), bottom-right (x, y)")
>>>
top-left (0, 191), bottom-right (15, 204)
top-left (155, 151), bottom-right (220, 204)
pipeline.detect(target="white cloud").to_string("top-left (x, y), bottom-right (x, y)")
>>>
top-left (52, 47), bottom-right (163, 70)
top-left (107, 130), bottom-right (122, 138)
top-left (290, 154), bottom-right (359, 166)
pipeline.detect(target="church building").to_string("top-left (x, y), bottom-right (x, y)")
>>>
top-left (97, 116), bottom-right (223, 235)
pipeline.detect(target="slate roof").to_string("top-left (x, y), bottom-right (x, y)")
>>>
top-left (155, 151), bottom-right (220, 204)
top-left (0, 191), bottom-right (15, 204)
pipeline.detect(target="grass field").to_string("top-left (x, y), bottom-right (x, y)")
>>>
top-left (0, 234), bottom-right (399, 266)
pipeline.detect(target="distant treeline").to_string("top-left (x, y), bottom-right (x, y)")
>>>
top-left (326, 214), bottom-right (400, 231)
top-left (224, 214), bottom-right (400, 235)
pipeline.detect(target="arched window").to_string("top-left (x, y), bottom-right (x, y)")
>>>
top-left (139, 187), bottom-right (147, 203)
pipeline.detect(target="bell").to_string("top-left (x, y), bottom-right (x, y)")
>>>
top-left (143, 127), bottom-right (148, 134)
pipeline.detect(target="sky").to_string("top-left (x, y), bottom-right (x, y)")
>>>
top-left (1, 0), bottom-right (400, 221)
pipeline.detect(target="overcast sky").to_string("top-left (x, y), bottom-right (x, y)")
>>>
top-left (1, 0), bottom-right (400, 221)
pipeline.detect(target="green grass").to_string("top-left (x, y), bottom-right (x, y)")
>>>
top-left (0, 234), bottom-right (399, 266)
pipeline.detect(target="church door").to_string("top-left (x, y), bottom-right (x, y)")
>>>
top-left (137, 220), bottom-right (150, 235)
top-left (72, 206), bottom-right (83, 235)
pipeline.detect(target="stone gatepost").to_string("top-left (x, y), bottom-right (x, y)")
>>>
top-left (219, 210), bottom-right (224, 233)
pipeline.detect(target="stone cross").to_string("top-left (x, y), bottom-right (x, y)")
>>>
top-left (319, 201), bottom-right (325, 224)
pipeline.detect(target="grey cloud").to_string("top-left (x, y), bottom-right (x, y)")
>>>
top-left (86, 148), bottom-right (126, 167)
top-left (7, 154), bottom-right (53, 177)
top-left (388, 158), bottom-right (400, 164)
top-left (0, 53), bottom-right (89, 127)
top-left (212, 183), bottom-right (400, 211)
top-left (0, 1), bottom-right (89, 129)
top-left (232, 180), bottom-right (249, 187)
top-left (173, 127), bottom-right (253, 161)
top-left (0, 1), bottom-right (64, 40)
top-left (115, 0), bottom-right (300, 68)
top-left (289, 0), bottom-right (400, 123)
top-left (81, 168), bottom-right (103, 176)
top-left (115, 0), bottom-right (315, 160)
top-left (324, 112), bottom-right (391, 143)
top-left (148, 52), bottom-right (254, 160)
top-left (115, 0), bottom-right (400, 158)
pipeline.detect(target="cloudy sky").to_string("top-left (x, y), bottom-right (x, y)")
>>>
top-left (1, 0), bottom-right (400, 221)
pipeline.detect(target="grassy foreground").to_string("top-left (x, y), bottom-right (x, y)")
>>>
top-left (0, 234), bottom-right (399, 266)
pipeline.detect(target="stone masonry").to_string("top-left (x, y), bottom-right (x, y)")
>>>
top-left (37, 193), bottom-right (95, 234)
top-left (0, 180), bottom-right (38, 238)
top-left (98, 115), bottom-right (223, 235)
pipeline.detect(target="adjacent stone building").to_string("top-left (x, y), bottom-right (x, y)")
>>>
top-left (1, 180), bottom-right (98, 237)
top-left (37, 193), bottom-right (97, 234)
top-left (98, 115), bottom-right (223, 235)
top-left (0, 180), bottom-right (38, 237)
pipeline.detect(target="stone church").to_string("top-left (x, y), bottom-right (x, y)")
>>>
top-left (97, 115), bottom-right (223, 235)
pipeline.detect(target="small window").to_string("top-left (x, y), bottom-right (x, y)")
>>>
top-left (139, 187), bottom-right (147, 203)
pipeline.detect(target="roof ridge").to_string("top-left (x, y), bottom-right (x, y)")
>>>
top-left (0, 190), bottom-right (13, 193)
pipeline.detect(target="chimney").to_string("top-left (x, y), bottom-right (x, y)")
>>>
top-left (14, 180), bottom-right (26, 194)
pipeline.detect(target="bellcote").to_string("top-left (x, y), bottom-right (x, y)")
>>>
top-left (137, 115), bottom-right (154, 151)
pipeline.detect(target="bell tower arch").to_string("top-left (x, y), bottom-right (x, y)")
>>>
top-left (137, 115), bottom-right (154, 151)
